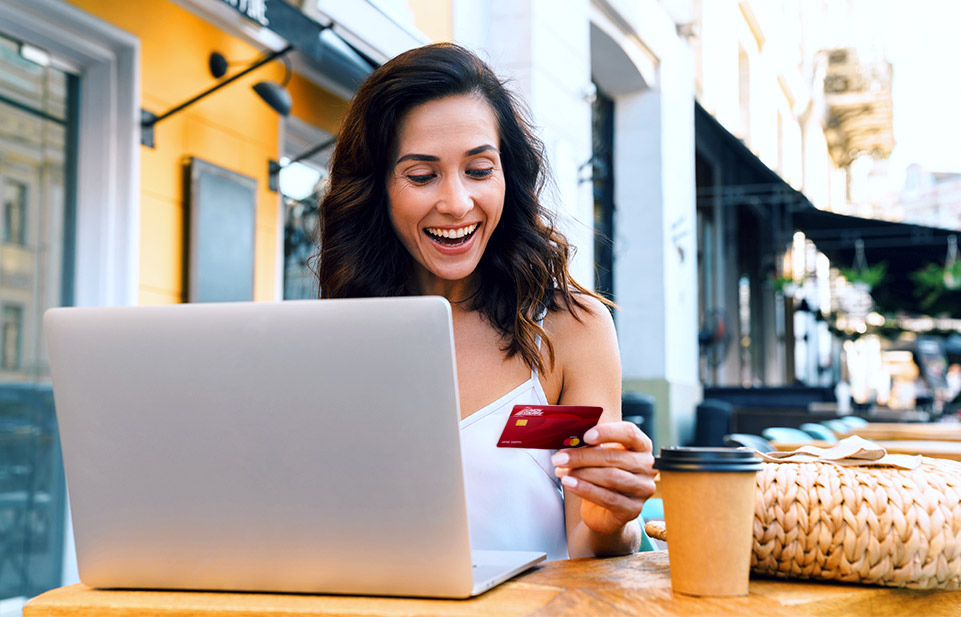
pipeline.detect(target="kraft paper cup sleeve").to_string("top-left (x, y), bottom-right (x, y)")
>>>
top-left (654, 447), bottom-right (762, 597)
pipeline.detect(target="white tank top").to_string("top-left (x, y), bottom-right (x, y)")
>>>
top-left (458, 356), bottom-right (569, 560)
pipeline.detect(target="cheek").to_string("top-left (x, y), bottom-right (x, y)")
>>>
top-left (386, 206), bottom-right (411, 250)
top-left (386, 186), bottom-right (412, 229)
top-left (387, 183), bottom-right (426, 222)
top-left (483, 184), bottom-right (506, 229)
top-left (386, 198), bottom-right (423, 256)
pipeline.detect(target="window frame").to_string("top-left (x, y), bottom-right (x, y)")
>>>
top-left (0, 0), bottom-right (140, 307)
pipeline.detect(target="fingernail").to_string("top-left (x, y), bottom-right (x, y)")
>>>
top-left (551, 452), bottom-right (569, 466)
top-left (584, 429), bottom-right (599, 443)
top-left (561, 475), bottom-right (577, 488)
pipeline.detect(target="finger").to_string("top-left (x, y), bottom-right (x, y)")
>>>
top-left (560, 474), bottom-right (643, 521)
top-left (565, 466), bottom-right (656, 501)
top-left (552, 446), bottom-right (654, 473)
top-left (584, 421), bottom-right (652, 453)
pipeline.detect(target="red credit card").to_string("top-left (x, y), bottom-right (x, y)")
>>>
top-left (497, 405), bottom-right (604, 450)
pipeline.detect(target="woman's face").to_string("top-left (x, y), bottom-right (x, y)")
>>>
top-left (387, 94), bottom-right (505, 296)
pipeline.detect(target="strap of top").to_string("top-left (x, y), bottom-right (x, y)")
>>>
top-left (532, 310), bottom-right (546, 380)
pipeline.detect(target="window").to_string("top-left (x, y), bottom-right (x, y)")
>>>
top-left (0, 29), bottom-right (72, 377)
top-left (280, 118), bottom-right (333, 300)
top-left (2, 178), bottom-right (27, 245)
top-left (1, 304), bottom-right (22, 369)
top-left (591, 87), bottom-right (615, 302)
top-left (0, 2), bottom-right (139, 598)
top-left (0, 26), bottom-right (77, 600)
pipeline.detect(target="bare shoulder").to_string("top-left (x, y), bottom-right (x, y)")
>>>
top-left (544, 293), bottom-right (617, 345)
top-left (543, 293), bottom-right (621, 414)
top-left (543, 293), bottom-right (620, 376)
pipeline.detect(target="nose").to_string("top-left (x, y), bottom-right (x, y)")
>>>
top-left (434, 174), bottom-right (473, 219)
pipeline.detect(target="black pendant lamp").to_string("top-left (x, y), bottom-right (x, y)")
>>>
top-left (141, 45), bottom-right (295, 147)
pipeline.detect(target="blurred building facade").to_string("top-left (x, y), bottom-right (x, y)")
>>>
top-left (900, 164), bottom-right (961, 230)
top-left (690, 0), bottom-right (960, 414)
top-left (689, 0), bottom-right (906, 392)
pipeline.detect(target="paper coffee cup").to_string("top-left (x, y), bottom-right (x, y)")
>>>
top-left (654, 447), bottom-right (762, 597)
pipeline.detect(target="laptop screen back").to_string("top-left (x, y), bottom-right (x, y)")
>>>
top-left (45, 297), bottom-right (476, 596)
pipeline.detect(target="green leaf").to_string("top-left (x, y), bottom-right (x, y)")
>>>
top-left (838, 261), bottom-right (887, 289)
top-left (910, 261), bottom-right (961, 309)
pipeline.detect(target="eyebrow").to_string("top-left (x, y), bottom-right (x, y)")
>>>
top-left (395, 144), bottom-right (499, 166)
top-left (466, 144), bottom-right (498, 156)
top-left (395, 153), bottom-right (439, 165)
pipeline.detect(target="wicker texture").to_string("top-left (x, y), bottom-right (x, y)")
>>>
top-left (752, 458), bottom-right (961, 589)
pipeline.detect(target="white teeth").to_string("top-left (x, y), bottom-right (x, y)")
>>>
top-left (426, 223), bottom-right (478, 239)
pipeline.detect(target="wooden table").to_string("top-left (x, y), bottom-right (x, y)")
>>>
top-left (842, 422), bottom-right (961, 442)
top-left (24, 551), bottom-right (961, 617)
top-left (872, 439), bottom-right (961, 461)
top-left (772, 439), bottom-right (961, 461)
top-left (858, 409), bottom-right (930, 423)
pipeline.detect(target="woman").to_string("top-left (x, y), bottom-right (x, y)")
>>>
top-left (317, 43), bottom-right (656, 559)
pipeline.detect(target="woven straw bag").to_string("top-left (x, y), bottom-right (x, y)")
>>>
top-left (752, 457), bottom-right (961, 589)
top-left (647, 457), bottom-right (961, 589)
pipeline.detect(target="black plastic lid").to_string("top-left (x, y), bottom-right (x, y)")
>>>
top-left (654, 447), bottom-right (763, 472)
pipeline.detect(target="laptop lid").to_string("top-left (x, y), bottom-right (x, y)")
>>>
top-left (45, 297), bottom-right (488, 597)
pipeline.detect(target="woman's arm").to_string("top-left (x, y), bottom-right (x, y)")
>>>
top-left (547, 295), bottom-right (657, 558)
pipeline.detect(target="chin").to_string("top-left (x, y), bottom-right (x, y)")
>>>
top-left (436, 267), bottom-right (479, 282)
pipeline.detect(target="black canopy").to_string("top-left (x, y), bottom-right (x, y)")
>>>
top-left (695, 102), bottom-right (960, 316)
top-left (792, 205), bottom-right (960, 315)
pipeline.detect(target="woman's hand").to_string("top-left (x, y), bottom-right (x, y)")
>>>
top-left (551, 421), bottom-right (656, 535)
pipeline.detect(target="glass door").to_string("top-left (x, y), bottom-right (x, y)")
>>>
top-left (280, 118), bottom-right (333, 300)
top-left (0, 31), bottom-right (76, 602)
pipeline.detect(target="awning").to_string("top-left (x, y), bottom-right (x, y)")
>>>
top-left (695, 102), bottom-right (960, 316)
top-left (225, 0), bottom-right (378, 93)
top-left (792, 207), bottom-right (960, 314)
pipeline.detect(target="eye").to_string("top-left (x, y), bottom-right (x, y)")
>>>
top-left (407, 174), bottom-right (436, 184)
top-left (466, 168), bottom-right (493, 179)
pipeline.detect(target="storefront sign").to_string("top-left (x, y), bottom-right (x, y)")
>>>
top-left (218, 0), bottom-right (269, 27)
top-left (216, 0), bottom-right (375, 91)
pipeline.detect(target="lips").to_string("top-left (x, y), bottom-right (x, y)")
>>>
top-left (424, 223), bottom-right (479, 247)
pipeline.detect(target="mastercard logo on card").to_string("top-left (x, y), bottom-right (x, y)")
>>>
top-left (497, 405), bottom-right (603, 450)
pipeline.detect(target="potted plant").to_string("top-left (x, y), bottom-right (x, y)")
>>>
top-left (911, 260), bottom-right (961, 310)
top-left (838, 261), bottom-right (887, 292)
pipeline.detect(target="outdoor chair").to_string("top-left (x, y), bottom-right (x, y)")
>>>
top-left (838, 416), bottom-right (869, 429)
top-left (761, 426), bottom-right (816, 444)
top-left (821, 418), bottom-right (852, 435)
top-left (799, 423), bottom-right (838, 443)
top-left (693, 399), bottom-right (733, 447)
top-left (722, 433), bottom-right (774, 452)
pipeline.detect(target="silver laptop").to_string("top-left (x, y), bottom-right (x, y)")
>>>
top-left (44, 297), bottom-right (545, 598)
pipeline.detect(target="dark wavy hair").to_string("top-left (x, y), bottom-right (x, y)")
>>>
top-left (317, 43), bottom-right (608, 373)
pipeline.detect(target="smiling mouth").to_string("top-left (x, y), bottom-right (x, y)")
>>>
top-left (424, 223), bottom-right (479, 247)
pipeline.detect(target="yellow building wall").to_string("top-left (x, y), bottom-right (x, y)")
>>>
top-left (64, 0), bottom-right (345, 304)
top-left (288, 74), bottom-right (347, 134)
